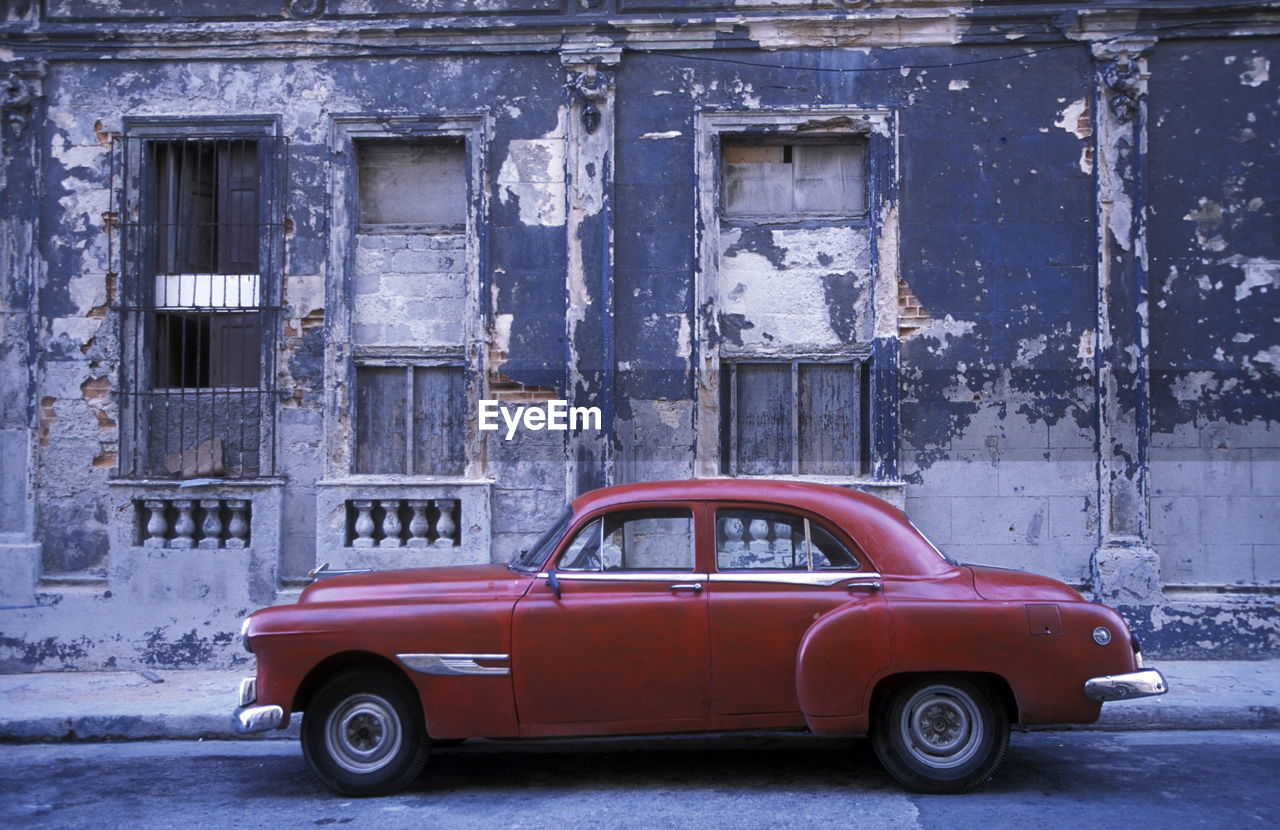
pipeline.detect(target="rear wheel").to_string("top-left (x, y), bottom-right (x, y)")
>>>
top-left (871, 676), bottom-right (1009, 794)
top-left (301, 669), bottom-right (429, 796)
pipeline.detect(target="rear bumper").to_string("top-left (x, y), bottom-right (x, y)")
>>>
top-left (1084, 668), bottom-right (1169, 702)
top-left (232, 675), bottom-right (285, 734)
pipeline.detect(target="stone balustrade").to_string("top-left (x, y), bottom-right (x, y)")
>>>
top-left (137, 498), bottom-right (251, 549)
top-left (346, 498), bottom-right (460, 548)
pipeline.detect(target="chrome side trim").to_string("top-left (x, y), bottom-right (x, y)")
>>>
top-left (1084, 669), bottom-right (1168, 702)
top-left (398, 653), bottom-right (511, 677)
top-left (709, 571), bottom-right (882, 587)
top-left (532, 571), bottom-right (881, 587)
top-left (536, 571), bottom-right (710, 583)
top-left (233, 704), bottom-right (284, 734)
top-left (238, 676), bottom-right (257, 707)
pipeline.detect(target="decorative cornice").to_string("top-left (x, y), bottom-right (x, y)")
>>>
top-left (0, 5), bottom-right (1276, 61)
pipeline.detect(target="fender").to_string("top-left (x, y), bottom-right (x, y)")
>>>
top-left (795, 593), bottom-right (891, 735)
top-left (869, 598), bottom-right (1140, 726)
top-left (248, 595), bottom-right (523, 739)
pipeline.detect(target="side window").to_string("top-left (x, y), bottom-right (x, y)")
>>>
top-left (557, 509), bottom-right (694, 572)
top-left (807, 521), bottom-right (861, 570)
top-left (716, 508), bottom-right (860, 571)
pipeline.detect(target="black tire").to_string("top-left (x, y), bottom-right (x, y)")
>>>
top-left (301, 669), bottom-right (429, 797)
top-left (871, 676), bottom-right (1010, 794)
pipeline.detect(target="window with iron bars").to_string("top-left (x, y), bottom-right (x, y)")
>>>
top-left (115, 128), bottom-right (286, 479)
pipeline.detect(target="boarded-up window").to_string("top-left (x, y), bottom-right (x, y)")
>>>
top-left (720, 360), bottom-right (869, 477)
top-left (357, 140), bottom-right (466, 228)
top-left (355, 364), bottom-right (466, 476)
top-left (721, 139), bottom-right (866, 220)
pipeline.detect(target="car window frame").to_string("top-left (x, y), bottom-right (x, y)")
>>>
top-left (538, 500), bottom-right (707, 577)
top-left (707, 500), bottom-right (873, 575)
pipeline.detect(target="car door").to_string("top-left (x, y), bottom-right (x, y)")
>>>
top-left (708, 503), bottom-right (885, 716)
top-left (511, 503), bottom-right (710, 729)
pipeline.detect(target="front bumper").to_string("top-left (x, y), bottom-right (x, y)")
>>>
top-left (232, 675), bottom-right (285, 734)
top-left (233, 704), bottom-right (285, 734)
top-left (1084, 668), bottom-right (1169, 702)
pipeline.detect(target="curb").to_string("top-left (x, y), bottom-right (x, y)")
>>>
top-left (2, 710), bottom-right (1273, 743)
top-left (0, 715), bottom-right (301, 743)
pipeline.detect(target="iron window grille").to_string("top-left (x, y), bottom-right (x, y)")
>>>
top-left (114, 130), bottom-right (287, 479)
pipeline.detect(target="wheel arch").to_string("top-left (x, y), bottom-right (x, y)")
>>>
top-left (869, 671), bottom-right (1020, 726)
top-left (292, 650), bottom-right (419, 714)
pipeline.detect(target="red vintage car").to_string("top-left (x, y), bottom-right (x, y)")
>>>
top-left (234, 479), bottom-right (1166, 795)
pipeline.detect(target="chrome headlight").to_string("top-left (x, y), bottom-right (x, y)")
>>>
top-left (240, 616), bottom-right (254, 654)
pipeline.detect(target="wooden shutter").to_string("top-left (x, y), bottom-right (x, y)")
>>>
top-left (734, 363), bottom-right (792, 475)
top-left (412, 366), bottom-right (466, 476)
top-left (355, 367), bottom-right (409, 474)
top-left (798, 363), bottom-right (860, 475)
top-left (217, 140), bottom-right (259, 275)
top-left (209, 312), bottom-right (262, 388)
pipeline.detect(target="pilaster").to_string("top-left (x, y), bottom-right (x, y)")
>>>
top-left (1090, 38), bottom-right (1161, 604)
top-left (561, 45), bottom-right (619, 496)
top-left (0, 60), bottom-right (45, 605)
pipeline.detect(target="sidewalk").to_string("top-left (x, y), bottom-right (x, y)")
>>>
top-left (0, 660), bottom-right (1275, 742)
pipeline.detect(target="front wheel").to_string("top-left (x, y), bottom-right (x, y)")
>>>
top-left (301, 669), bottom-right (429, 796)
top-left (871, 676), bottom-right (1010, 794)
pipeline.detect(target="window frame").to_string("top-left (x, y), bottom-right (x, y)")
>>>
top-left (327, 114), bottom-right (488, 482)
top-left (115, 116), bottom-right (285, 480)
top-left (710, 502), bottom-right (869, 575)
top-left (719, 353), bottom-right (873, 478)
top-left (693, 108), bottom-right (901, 484)
top-left (352, 353), bottom-right (468, 477)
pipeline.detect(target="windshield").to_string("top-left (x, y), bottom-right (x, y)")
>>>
top-left (508, 506), bottom-right (573, 573)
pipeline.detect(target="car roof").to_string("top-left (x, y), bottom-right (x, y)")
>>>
top-left (569, 479), bottom-right (955, 577)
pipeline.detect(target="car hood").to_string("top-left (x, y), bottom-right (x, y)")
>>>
top-left (298, 563), bottom-right (534, 605)
top-left (967, 564), bottom-right (1085, 602)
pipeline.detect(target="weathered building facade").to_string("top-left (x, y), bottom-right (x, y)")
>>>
top-left (0, 0), bottom-right (1276, 671)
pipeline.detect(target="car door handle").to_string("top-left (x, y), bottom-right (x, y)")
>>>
top-left (670, 583), bottom-right (703, 593)
top-left (846, 580), bottom-right (882, 592)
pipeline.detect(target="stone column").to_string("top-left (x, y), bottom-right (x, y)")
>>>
top-left (0, 62), bottom-right (44, 604)
top-left (562, 45), bottom-right (619, 497)
top-left (1090, 40), bottom-right (1161, 605)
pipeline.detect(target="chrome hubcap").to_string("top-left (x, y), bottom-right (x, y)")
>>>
top-left (899, 685), bottom-right (984, 770)
top-left (325, 693), bottom-right (402, 774)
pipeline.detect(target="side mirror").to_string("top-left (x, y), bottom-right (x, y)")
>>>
top-left (546, 569), bottom-right (562, 600)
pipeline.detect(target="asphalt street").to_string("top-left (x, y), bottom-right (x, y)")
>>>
top-left (2, 730), bottom-right (1276, 829)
